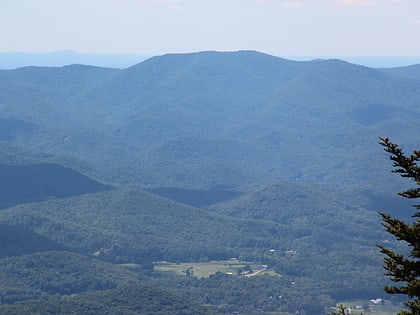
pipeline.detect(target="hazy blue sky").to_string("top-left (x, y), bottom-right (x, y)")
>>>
top-left (1, 0), bottom-right (420, 57)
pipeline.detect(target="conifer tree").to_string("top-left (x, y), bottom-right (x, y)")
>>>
top-left (377, 137), bottom-right (420, 315)
top-left (328, 304), bottom-right (348, 315)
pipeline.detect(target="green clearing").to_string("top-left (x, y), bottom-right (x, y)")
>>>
top-left (336, 299), bottom-right (403, 315)
top-left (154, 260), bottom-right (278, 278)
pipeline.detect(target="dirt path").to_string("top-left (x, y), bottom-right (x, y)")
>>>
top-left (245, 267), bottom-right (267, 277)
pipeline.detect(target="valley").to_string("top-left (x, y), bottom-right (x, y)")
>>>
top-left (0, 51), bottom-right (418, 314)
top-left (154, 260), bottom-right (272, 278)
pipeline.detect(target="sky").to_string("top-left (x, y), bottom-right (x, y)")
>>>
top-left (1, 0), bottom-right (420, 58)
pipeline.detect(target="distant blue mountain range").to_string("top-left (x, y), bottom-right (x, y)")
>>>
top-left (0, 51), bottom-right (150, 69)
top-left (1, 51), bottom-right (419, 69)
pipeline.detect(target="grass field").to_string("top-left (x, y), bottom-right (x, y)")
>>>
top-left (336, 299), bottom-right (404, 315)
top-left (154, 260), bottom-right (279, 278)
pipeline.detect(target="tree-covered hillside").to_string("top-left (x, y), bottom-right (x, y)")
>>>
top-left (0, 184), bottom-right (393, 312)
top-left (0, 141), bottom-right (113, 208)
top-left (0, 224), bottom-right (64, 258)
top-left (0, 251), bottom-right (143, 299)
top-left (0, 163), bottom-right (112, 209)
top-left (0, 285), bottom-right (212, 315)
top-left (0, 189), bottom-right (293, 263)
top-left (380, 63), bottom-right (420, 80)
top-left (0, 51), bottom-right (418, 314)
top-left (0, 51), bottom-right (419, 190)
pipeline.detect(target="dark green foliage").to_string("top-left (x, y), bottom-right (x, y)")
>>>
top-left (0, 181), bottom-right (390, 313)
top-left (0, 163), bottom-right (112, 209)
top-left (328, 304), bottom-right (346, 315)
top-left (0, 224), bottom-right (63, 258)
top-left (378, 137), bottom-right (420, 315)
top-left (209, 181), bottom-right (388, 299)
top-left (150, 272), bottom-right (336, 314)
top-left (0, 251), bottom-right (143, 300)
top-left (328, 304), bottom-right (362, 315)
top-left (0, 285), bottom-right (213, 315)
top-left (0, 180), bottom-right (393, 313)
top-left (0, 189), bottom-right (292, 263)
top-left (145, 187), bottom-right (243, 207)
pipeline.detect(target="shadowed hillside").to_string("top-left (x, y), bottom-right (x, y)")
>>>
top-left (0, 224), bottom-right (64, 258)
top-left (0, 284), bottom-right (213, 315)
top-left (0, 163), bottom-right (112, 209)
top-left (0, 189), bottom-right (293, 263)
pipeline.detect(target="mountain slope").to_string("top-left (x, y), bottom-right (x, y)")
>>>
top-left (0, 224), bottom-right (64, 258)
top-left (380, 63), bottom-right (420, 80)
top-left (0, 163), bottom-right (112, 209)
top-left (0, 285), bottom-right (213, 315)
top-left (209, 180), bottom-right (387, 256)
top-left (0, 251), bottom-right (143, 298)
top-left (0, 189), bottom-right (294, 263)
top-left (0, 51), bottom-right (419, 190)
top-left (0, 184), bottom-right (392, 307)
top-left (0, 142), bottom-right (113, 209)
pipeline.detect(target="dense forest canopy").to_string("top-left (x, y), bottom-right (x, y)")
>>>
top-left (0, 51), bottom-right (419, 314)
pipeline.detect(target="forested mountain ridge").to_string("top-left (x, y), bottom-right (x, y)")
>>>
top-left (380, 63), bottom-right (420, 80)
top-left (0, 51), bottom-right (419, 190)
top-left (0, 284), bottom-right (213, 315)
top-left (1, 51), bottom-right (419, 314)
top-left (0, 188), bottom-right (295, 263)
top-left (0, 181), bottom-right (392, 312)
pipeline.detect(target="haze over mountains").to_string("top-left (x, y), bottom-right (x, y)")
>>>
top-left (0, 50), bottom-right (419, 314)
top-left (0, 51), bottom-right (150, 70)
top-left (1, 51), bottom-right (419, 190)
top-left (2, 51), bottom-right (420, 69)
